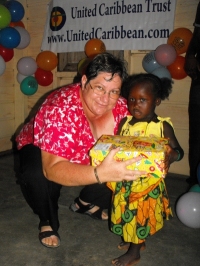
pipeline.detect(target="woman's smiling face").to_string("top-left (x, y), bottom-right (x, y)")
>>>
top-left (81, 72), bottom-right (122, 117)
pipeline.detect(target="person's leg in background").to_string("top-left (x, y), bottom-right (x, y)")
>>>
top-left (188, 75), bottom-right (200, 185)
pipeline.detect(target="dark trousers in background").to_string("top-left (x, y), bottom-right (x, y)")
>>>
top-left (188, 73), bottom-right (200, 183)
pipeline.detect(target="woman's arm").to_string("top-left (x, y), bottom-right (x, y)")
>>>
top-left (41, 148), bottom-right (146, 186)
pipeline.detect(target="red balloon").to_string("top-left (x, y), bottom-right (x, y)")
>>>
top-left (0, 44), bottom-right (14, 62)
top-left (167, 56), bottom-right (187, 80)
top-left (9, 21), bottom-right (25, 28)
top-left (34, 68), bottom-right (53, 86)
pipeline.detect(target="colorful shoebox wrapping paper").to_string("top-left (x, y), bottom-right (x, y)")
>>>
top-left (90, 135), bottom-right (169, 178)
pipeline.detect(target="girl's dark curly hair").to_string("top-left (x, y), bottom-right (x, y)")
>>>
top-left (121, 73), bottom-right (173, 100)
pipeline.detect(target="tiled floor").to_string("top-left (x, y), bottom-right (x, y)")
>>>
top-left (0, 152), bottom-right (200, 266)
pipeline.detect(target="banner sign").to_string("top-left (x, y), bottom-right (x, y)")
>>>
top-left (41, 0), bottom-right (177, 53)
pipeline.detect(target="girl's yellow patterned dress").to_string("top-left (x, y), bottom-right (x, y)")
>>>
top-left (107, 116), bottom-right (173, 244)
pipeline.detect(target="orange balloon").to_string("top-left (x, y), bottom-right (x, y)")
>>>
top-left (85, 39), bottom-right (106, 57)
top-left (167, 28), bottom-right (193, 55)
top-left (167, 55), bottom-right (187, 80)
top-left (36, 51), bottom-right (58, 71)
top-left (9, 21), bottom-right (25, 28)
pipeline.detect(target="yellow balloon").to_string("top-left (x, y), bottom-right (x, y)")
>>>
top-left (77, 57), bottom-right (92, 75)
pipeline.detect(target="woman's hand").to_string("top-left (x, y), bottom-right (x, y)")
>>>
top-left (96, 147), bottom-right (146, 183)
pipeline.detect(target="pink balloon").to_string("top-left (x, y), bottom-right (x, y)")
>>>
top-left (155, 44), bottom-right (177, 66)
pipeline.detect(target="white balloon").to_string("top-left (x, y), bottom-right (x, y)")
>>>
top-left (15, 26), bottom-right (30, 49)
top-left (176, 192), bottom-right (200, 228)
top-left (16, 72), bottom-right (34, 84)
top-left (0, 55), bottom-right (6, 76)
top-left (17, 57), bottom-right (37, 76)
top-left (16, 72), bottom-right (28, 84)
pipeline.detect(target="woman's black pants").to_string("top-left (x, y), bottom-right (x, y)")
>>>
top-left (18, 144), bottom-right (112, 231)
top-left (18, 144), bottom-right (62, 231)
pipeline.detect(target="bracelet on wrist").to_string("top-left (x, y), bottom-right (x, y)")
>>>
top-left (175, 149), bottom-right (181, 161)
top-left (94, 167), bottom-right (102, 184)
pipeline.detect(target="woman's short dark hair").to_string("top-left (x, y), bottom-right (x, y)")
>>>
top-left (84, 53), bottom-right (128, 86)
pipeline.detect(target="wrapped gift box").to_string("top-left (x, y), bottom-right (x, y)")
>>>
top-left (90, 135), bottom-right (169, 178)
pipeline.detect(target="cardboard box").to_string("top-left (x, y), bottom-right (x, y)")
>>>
top-left (90, 135), bottom-right (168, 178)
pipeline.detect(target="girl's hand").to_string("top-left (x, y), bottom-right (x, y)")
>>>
top-left (163, 145), bottom-right (179, 172)
top-left (96, 147), bottom-right (147, 183)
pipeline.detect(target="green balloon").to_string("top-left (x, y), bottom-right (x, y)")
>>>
top-left (189, 184), bottom-right (200, 193)
top-left (20, 76), bottom-right (38, 95)
top-left (0, 4), bottom-right (11, 29)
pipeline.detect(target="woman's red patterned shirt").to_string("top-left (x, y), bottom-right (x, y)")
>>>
top-left (16, 83), bottom-right (129, 165)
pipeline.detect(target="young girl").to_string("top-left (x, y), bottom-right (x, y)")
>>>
top-left (108, 73), bottom-right (184, 266)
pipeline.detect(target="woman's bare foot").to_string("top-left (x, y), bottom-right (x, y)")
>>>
top-left (39, 225), bottom-right (60, 247)
top-left (112, 243), bottom-right (144, 266)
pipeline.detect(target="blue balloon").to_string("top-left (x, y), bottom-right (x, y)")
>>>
top-left (142, 51), bottom-right (161, 73)
top-left (5, 0), bottom-right (25, 22)
top-left (197, 162), bottom-right (200, 185)
top-left (0, 27), bottom-right (21, 48)
top-left (20, 76), bottom-right (38, 96)
top-left (151, 66), bottom-right (172, 79)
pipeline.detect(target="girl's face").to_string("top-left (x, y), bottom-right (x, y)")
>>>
top-left (128, 83), bottom-right (160, 122)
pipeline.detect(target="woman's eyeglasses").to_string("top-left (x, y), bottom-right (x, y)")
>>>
top-left (88, 82), bottom-right (120, 100)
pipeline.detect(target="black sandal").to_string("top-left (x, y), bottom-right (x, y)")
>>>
top-left (69, 197), bottom-right (108, 221)
top-left (38, 221), bottom-right (61, 248)
top-left (39, 231), bottom-right (61, 248)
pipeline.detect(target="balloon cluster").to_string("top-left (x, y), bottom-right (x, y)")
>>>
top-left (0, 1), bottom-right (26, 75)
top-left (142, 28), bottom-right (193, 80)
top-left (0, 1), bottom-right (58, 96)
top-left (17, 51), bottom-right (57, 95)
top-left (77, 38), bottom-right (106, 75)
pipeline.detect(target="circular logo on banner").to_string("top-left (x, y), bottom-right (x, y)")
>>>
top-left (50, 6), bottom-right (66, 31)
